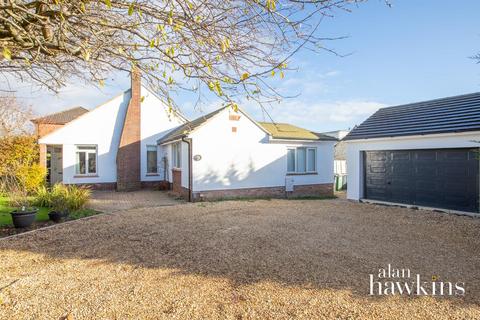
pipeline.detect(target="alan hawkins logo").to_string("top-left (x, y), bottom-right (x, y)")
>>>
top-left (369, 264), bottom-right (465, 296)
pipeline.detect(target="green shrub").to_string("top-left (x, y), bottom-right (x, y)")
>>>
top-left (33, 185), bottom-right (51, 207)
top-left (0, 135), bottom-right (45, 194)
top-left (16, 164), bottom-right (46, 194)
top-left (65, 185), bottom-right (91, 211)
top-left (33, 184), bottom-right (91, 212)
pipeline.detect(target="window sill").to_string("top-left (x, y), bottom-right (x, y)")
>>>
top-left (286, 172), bottom-right (318, 176)
top-left (74, 175), bottom-right (99, 178)
top-left (146, 173), bottom-right (159, 176)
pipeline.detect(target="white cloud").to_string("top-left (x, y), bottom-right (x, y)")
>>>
top-left (1, 72), bottom-right (130, 116)
top-left (242, 99), bottom-right (385, 132)
top-left (1, 68), bottom-right (383, 132)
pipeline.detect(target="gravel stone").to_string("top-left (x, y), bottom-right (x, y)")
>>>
top-left (0, 199), bottom-right (479, 319)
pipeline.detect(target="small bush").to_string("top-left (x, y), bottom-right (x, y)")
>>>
top-left (33, 185), bottom-right (51, 207)
top-left (0, 135), bottom-right (45, 194)
top-left (65, 185), bottom-right (91, 211)
top-left (17, 164), bottom-right (46, 194)
top-left (33, 184), bottom-right (91, 212)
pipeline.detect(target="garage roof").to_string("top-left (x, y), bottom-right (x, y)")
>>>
top-left (344, 92), bottom-right (480, 140)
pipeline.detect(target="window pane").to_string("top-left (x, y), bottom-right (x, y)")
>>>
top-left (76, 152), bottom-right (86, 174)
top-left (307, 149), bottom-right (316, 172)
top-left (147, 150), bottom-right (157, 173)
top-left (174, 143), bottom-right (181, 167)
top-left (88, 152), bottom-right (96, 174)
top-left (297, 148), bottom-right (306, 172)
top-left (287, 149), bottom-right (295, 172)
top-left (172, 144), bottom-right (177, 168)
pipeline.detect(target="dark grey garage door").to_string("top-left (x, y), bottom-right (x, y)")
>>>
top-left (364, 148), bottom-right (479, 213)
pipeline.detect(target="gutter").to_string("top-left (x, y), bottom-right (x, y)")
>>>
top-left (182, 136), bottom-right (193, 202)
top-left (158, 137), bottom-right (185, 146)
top-left (343, 130), bottom-right (480, 143)
top-left (269, 138), bottom-right (331, 143)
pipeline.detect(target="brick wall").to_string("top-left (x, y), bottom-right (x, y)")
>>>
top-left (64, 181), bottom-right (171, 191)
top-left (39, 143), bottom-right (47, 170)
top-left (35, 123), bottom-right (64, 138)
top-left (171, 169), bottom-right (191, 199)
top-left (65, 183), bottom-right (117, 191)
top-left (192, 183), bottom-right (333, 201)
top-left (141, 180), bottom-right (170, 190)
top-left (172, 169), bottom-right (182, 194)
top-left (116, 68), bottom-right (142, 191)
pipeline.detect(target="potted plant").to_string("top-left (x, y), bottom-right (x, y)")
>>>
top-left (10, 188), bottom-right (38, 229)
top-left (48, 185), bottom-right (69, 223)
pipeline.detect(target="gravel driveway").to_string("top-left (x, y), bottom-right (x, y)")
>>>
top-left (0, 199), bottom-right (479, 319)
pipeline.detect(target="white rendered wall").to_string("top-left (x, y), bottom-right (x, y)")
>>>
top-left (140, 86), bottom-right (186, 182)
top-left (189, 108), bottom-right (335, 192)
top-left (346, 131), bottom-right (480, 201)
top-left (40, 86), bottom-right (185, 185)
top-left (39, 91), bottom-right (130, 184)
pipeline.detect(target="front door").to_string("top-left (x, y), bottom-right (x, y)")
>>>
top-left (48, 146), bottom-right (63, 185)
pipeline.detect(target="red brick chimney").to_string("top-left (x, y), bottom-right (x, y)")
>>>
top-left (116, 67), bottom-right (142, 191)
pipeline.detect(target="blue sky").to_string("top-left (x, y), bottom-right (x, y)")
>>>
top-left (9, 0), bottom-right (480, 132)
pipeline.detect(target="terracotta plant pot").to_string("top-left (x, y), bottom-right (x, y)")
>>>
top-left (10, 208), bottom-right (38, 228)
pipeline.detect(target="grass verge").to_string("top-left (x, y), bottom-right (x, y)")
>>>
top-left (0, 196), bottom-right (50, 227)
top-left (1, 196), bottom-right (100, 230)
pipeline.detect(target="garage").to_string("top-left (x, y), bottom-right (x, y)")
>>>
top-left (364, 148), bottom-right (479, 212)
top-left (345, 92), bottom-right (480, 215)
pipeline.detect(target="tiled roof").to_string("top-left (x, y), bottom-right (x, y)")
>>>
top-left (158, 106), bottom-right (337, 144)
top-left (344, 92), bottom-right (480, 140)
top-left (259, 122), bottom-right (337, 141)
top-left (32, 106), bottom-right (89, 125)
top-left (158, 107), bottom-right (226, 144)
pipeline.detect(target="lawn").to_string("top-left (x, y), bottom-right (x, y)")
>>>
top-left (0, 196), bottom-right (99, 230)
top-left (0, 199), bottom-right (478, 319)
top-left (0, 196), bottom-right (50, 227)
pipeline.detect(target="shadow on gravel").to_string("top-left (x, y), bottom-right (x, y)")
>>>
top-left (1, 199), bottom-right (479, 307)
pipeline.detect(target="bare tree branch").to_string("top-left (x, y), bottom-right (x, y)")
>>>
top-left (0, 93), bottom-right (34, 136)
top-left (0, 0), bottom-right (367, 111)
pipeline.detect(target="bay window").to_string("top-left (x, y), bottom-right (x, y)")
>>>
top-left (287, 147), bottom-right (316, 174)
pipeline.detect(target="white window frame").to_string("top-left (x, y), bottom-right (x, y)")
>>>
top-left (287, 147), bottom-right (317, 174)
top-left (287, 148), bottom-right (296, 173)
top-left (146, 145), bottom-right (158, 174)
top-left (172, 142), bottom-right (181, 169)
top-left (75, 145), bottom-right (98, 176)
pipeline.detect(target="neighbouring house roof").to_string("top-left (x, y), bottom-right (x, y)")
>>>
top-left (260, 122), bottom-right (337, 141)
top-left (158, 106), bottom-right (337, 144)
top-left (344, 92), bottom-right (480, 140)
top-left (321, 130), bottom-right (350, 140)
top-left (158, 107), bottom-right (226, 144)
top-left (32, 106), bottom-right (89, 125)
top-left (320, 130), bottom-right (349, 160)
